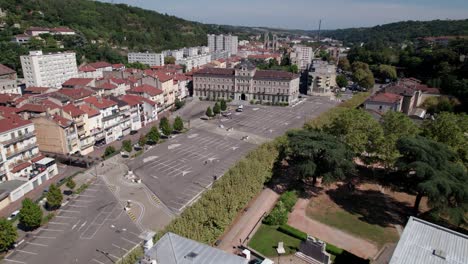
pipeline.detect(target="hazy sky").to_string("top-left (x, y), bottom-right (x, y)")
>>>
top-left (99, 0), bottom-right (468, 30)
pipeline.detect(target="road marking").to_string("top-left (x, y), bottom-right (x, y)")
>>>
top-left (84, 188), bottom-right (99, 192)
top-left (59, 209), bottom-right (80, 213)
top-left (40, 228), bottom-right (64, 232)
top-left (71, 219), bottom-right (81, 230)
top-left (78, 194), bottom-right (96, 198)
top-left (68, 204), bottom-right (87, 208)
top-left (16, 250), bottom-right (37, 255)
top-left (3, 259), bottom-right (26, 263)
top-left (33, 235), bottom-right (56, 239)
top-left (121, 237), bottom-right (138, 245)
top-left (78, 221), bottom-right (87, 231)
top-left (55, 215), bottom-right (75, 219)
top-left (48, 221), bottom-right (69, 226)
top-left (112, 243), bottom-right (128, 251)
top-left (26, 242), bottom-right (48, 247)
top-left (91, 259), bottom-right (105, 264)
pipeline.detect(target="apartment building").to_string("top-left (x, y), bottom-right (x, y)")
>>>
top-left (0, 64), bottom-right (20, 94)
top-left (120, 94), bottom-right (158, 127)
top-left (21, 50), bottom-right (78, 88)
top-left (207, 34), bottom-right (238, 55)
top-left (176, 54), bottom-right (212, 71)
top-left (207, 34), bottom-right (216, 53)
top-left (290, 46), bottom-right (314, 70)
top-left (32, 114), bottom-right (80, 156)
top-left (193, 60), bottom-right (300, 105)
top-left (128, 84), bottom-right (164, 109)
top-left (128, 52), bottom-right (165, 67)
top-left (84, 97), bottom-right (122, 144)
top-left (308, 60), bottom-right (337, 94)
top-left (60, 104), bottom-right (94, 155)
top-left (79, 104), bottom-right (104, 145)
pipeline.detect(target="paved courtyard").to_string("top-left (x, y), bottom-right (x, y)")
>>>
top-left (3, 178), bottom-right (142, 264)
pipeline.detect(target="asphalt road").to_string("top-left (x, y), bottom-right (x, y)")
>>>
top-left (3, 178), bottom-right (142, 264)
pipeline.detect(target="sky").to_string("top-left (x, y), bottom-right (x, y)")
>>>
top-left (99, 0), bottom-right (468, 30)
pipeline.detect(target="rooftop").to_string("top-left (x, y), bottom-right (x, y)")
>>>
top-left (0, 64), bottom-right (15, 76)
top-left (62, 104), bottom-right (86, 118)
top-left (128, 84), bottom-right (163, 97)
top-left (367, 92), bottom-right (403, 104)
top-left (79, 104), bottom-right (100, 117)
top-left (0, 113), bottom-right (32, 134)
top-left (146, 232), bottom-right (248, 264)
top-left (390, 217), bottom-right (468, 264)
top-left (88, 61), bottom-right (112, 69)
top-left (0, 180), bottom-right (25, 200)
top-left (57, 88), bottom-right (94, 101)
top-left (62, 78), bottom-right (94, 87)
top-left (84, 96), bottom-right (117, 109)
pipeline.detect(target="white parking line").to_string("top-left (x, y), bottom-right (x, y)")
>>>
top-left (3, 259), bottom-right (26, 263)
top-left (48, 221), bottom-right (69, 225)
top-left (26, 242), bottom-right (48, 247)
top-left (112, 243), bottom-right (128, 251)
top-left (16, 249), bottom-right (37, 255)
top-left (68, 204), bottom-right (88, 208)
top-left (55, 215), bottom-right (75, 219)
top-left (33, 235), bottom-right (56, 239)
top-left (78, 194), bottom-right (96, 198)
top-left (59, 209), bottom-right (80, 213)
top-left (91, 259), bottom-right (105, 264)
top-left (121, 237), bottom-right (138, 245)
top-left (40, 228), bottom-right (64, 232)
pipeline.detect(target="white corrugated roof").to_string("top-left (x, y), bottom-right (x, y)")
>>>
top-left (390, 217), bottom-right (468, 264)
top-left (147, 232), bottom-right (248, 264)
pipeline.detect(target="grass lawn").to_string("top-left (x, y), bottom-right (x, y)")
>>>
top-left (248, 224), bottom-right (302, 257)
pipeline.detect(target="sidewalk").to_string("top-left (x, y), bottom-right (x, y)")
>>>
top-left (218, 188), bottom-right (279, 253)
top-left (287, 198), bottom-right (379, 259)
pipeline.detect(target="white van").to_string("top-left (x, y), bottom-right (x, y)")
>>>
top-left (236, 105), bottom-right (244, 112)
top-left (7, 210), bottom-right (20, 221)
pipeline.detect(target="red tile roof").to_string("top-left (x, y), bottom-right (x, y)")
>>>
top-left (88, 61), bottom-right (112, 69)
top-left (0, 94), bottom-right (20, 104)
top-left (128, 84), bottom-right (163, 97)
top-left (120, 94), bottom-right (157, 106)
top-left (0, 64), bottom-right (15, 75)
top-left (154, 72), bottom-right (174, 83)
top-left (99, 83), bottom-right (118, 90)
top-left (18, 104), bottom-right (49, 113)
top-left (79, 104), bottom-right (100, 117)
top-left (112, 63), bottom-right (125, 69)
top-left (367, 92), bottom-right (402, 104)
top-left (62, 104), bottom-right (85, 118)
top-left (31, 155), bottom-right (46, 163)
top-left (0, 106), bottom-right (19, 115)
top-left (62, 78), bottom-right (94, 87)
top-left (84, 96), bottom-right (117, 109)
top-left (254, 70), bottom-right (299, 80)
top-left (109, 78), bottom-right (126, 85)
top-left (50, 27), bottom-right (74, 33)
top-left (194, 68), bottom-right (235, 76)
top-left (78, 65), bottom-right (97, 72)
top-left (24, 87), bottom-right (50, 94)
top-left (52, 114), bottom-right (73, 127)
top-left (0, 113), bottom-right (32, 134)
top-left (11, 162), bottom-right (32, 173)
top-left (57, 88), bottom-right (94, 100)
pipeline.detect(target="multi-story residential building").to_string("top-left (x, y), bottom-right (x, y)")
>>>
top-left (364, 93), bottom-right (403, 113)
top-left (184, 47), bottom-right (199, 57)
top-left (128, 52), bottom-right (165, 67)
top-left (224, 34), bottom-right (239, 55)
top-left (200, 46), bottom-right (210, 54)
top-left (170, 50), bottom-right (184, 60)
top-left (79, 104), bottom-right (104, 145)
top-left (60, 104), bottom-right (94, 155)
top-left (0, 64), bottom-right (20, 94)
top-left (290, 45), bottom-right (314, 70)
top-left (308, 60), bottom-right (337, 94)
top-left (193, 60), bottom-right (300, 105)
top-left (84, 97), bottom-right (121, 144)
top-left (32, 114), bottom-right (80, 156)
top-left (128, 84), bottom-right (164, 110)
top-left (215, 35), bottom-right (224, 51)
top-left (21, 50), bottom-right (78, 88)
top-left (120, 94), bottom-right (158, 126)
top-left (207, 34), bottom-right (216, 53)
top-left (77, 61), bottom-right (112, 79)
top-left (208, 34), bottom-right (238, 55)
top-left (176, 54), bottom-right (212, 71)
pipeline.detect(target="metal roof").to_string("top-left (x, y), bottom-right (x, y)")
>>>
top-left (390, 217), bottom-right (468, 264)
top-left (146, 232), bottom-right (248, 264)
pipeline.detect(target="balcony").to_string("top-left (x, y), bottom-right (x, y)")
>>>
top-left (6, 144), bottom-right (38, 159)
top-left (102, 112), bottom-right (120, 122)
top-left (75, 119), bottom-right (85, 127)
top-left (77, 129), bottom-right (86, 137)
top-left (1, 132), bottom-right (36, 146)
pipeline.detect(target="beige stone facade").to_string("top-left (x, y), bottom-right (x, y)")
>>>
top-left (193, 61), bottom-right (300, 105)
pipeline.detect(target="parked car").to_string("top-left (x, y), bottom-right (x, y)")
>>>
top-left (7, 210), bottom-right (20, 221)
top-left (117, 135), bottom-right (123, 141)
top-left (236, 105), bottom-right (244, 112)
top-left (130, 130), bottom-right (138, 135)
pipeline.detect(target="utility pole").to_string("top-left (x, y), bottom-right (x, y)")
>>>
top-left (317, 19), bottom-right (322, 42)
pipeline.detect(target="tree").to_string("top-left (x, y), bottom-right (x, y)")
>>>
top-left (173, 116), bottom-right (184, 132)
top-left (396, 136), bottom-right (468, 225)
top-left (352, 68), bottom-right (375, 89)
top-left (46, 184), bottom-right (63, 210)
top-left (122, 140), bottom-right (132, 153)
top-left (286, 130), bottom-right (355, 186)
top-left (213, 102), bottom-right (221, 115)
top-left (379, 111), bottom-right (420, 168)
top-left (206, 106), bottom-right (214, 117)
top-left (338, 57), bottom-right (351, 71)
top-left (0, 218), bottom-right (17, 252)
top-left (104, 146), bottom-right (116, 157)
top-left (159, 117), bottom-right (173, 136)
top-left (288, 64), bottom-right (299, 74)
top-left (336, 74), bottom-right (348, 88)
top-left (66, 178), bottom-right (76, 190)
top-left (19, 198), bottom-right (42, 230)
top-left (164, 56), bottom-right (175, 64)
top-left (138, 135), bottom-right (147, 146)
top-left (175, 98), bottom-right (185, 110)
top-left (220, 99), bottom-right (227, 111)
top-left (377, 64), bottom-right (397, 81)
top-left (326, 109), bottom-right (384, 159)
top-left (147, 126), bottom-right (160, 143)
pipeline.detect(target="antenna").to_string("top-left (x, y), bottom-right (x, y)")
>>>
top-left (317, 19), bottom-right (322, 42)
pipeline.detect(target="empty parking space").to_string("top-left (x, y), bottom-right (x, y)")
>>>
top-left (129, 128), bottom-right (256, 213)
top-left (3, 179), bottom-right (142, 264)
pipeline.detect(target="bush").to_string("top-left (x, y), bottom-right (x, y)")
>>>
top-left (66, 178), bottom-right (76, 190)
top-left (175, 98), bottom-right (185, 110)
top-left (173, 116), bottom-right (184, 132)
top-left (122, 140), bottom-right (132, 153)
top-left (263, 201), bottom-right (288, 225)
top-left (0, 218), bottom-right (17, 252)
top-left (220, 99), bottom-right (227, 111)
top-left (159, 117), bottom-right (173, 136)
top-left (206, 106), bottom-right (214, 117)
top-left (104, 146), bottom-right (116, 158)
top-left (19, 198), bottom-right (42, 230)
top-left (278, 224), bottom-right (308, 241)
top-left (75, 183), bottom-right (89, 194)
top-left (250, 99), bottom-right (255, 104)
top-left (42, 213), bottom-right (56, 225)
top-left (46, 184), bottom-right (63, 210)
top-left (326, 243), bottom-right (344, 255)
top-left (279, 191), bottom-right (298, 212)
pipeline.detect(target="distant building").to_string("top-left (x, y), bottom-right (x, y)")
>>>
top-left (389, 217), bottom-right (468, 264)
top-left (290, 45), bottom-right (314, 70)
top-left (207, 34), bottom-right (238, 55)
top-left (308, 60), bottom-right (337, 94)
top-left (140, 232), bottom-right (248, 264)
top-left (364, 92), bottom-right (403, 113)
top-left (176, 54), bottom-right (211, 71)
top-left (193, 60), bottom-right (300, 105)
top-left (128, 52), bottom-right (165, 67)
top-left (21, 50), bottom-right (78, 88)
top-left (0, 64), bottom-right (20, 94)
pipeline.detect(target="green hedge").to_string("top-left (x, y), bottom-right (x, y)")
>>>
top-left (326, 243), bottom-right (344, 255)
top-left (277, 224), bottom-right (308, 241)
top-left (155, 138), bottom-right (283, 244)
top-left (279, 191), bottom-right (298, 212)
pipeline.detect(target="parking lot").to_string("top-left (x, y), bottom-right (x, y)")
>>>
top-left (129, 128), bottom-right (256, 213)
top-left (3, 179), bottom-right (142, 264)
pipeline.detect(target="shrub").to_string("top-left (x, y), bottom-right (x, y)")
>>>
top-left (249, 99), bottom-right (255, 104)
top-left (19, 198), bottom-right (42, 230)
top-left (175, 98), bottom-right (185, 110)
top-left (279, 191), bottom-right (298, 212)
top-left (42, 213), bottom-right (56, 225)
top-left (173, 116), bottom-right (184, 132)
top-left (220, 99), bottom-right (227, 111)
top-left (278, 225), bottom-right (308, 241)
top-left (104, 146), bottom-right (116, 158)
top-left (122, 140), bottom-right (132, 153)
top-left (75, 183), bottom-right (89, 194)
top-left (206, 106), bottom-right (214, 117)
top-left (326, 243), bottom-right (344, 255)
top-left (263, 201), bottom-right (288, 225)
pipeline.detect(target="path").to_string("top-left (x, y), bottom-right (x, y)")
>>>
top-left (218, 188), bottom-right (279, 253)
top-left (288, 198), bottom-right (379, 259)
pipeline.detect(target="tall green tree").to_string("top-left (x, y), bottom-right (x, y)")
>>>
top-left (213, 102), bottom-right (221, 115)
top-left (164, 56), bottom-right (175, 64)
top-left (147, 126), bottom-right (160, 143)
top-left (206, 106), bottom-right (214, 117)
top-left (286, 130), bottom-right (355, 185)
top-left (104, 146), bottom-right (116, 157)
top-left (396, 136), bottom-right (468, 225)
top-left (19, 198), bottom-right (42, 230)
top-left (46, 184), bottom-right (63, 210)
top-left (173, 116), bottom-right (184, 132)
top-left (336, 74), bottom-right (348, 88)
top-left (0, 218), bottom-right (17, 252)
top-left (138, 135), bottom-right (148, 146)
top-left (159, 117), bottom-right (173, 136)
top-left (338, 57), bottom-right (351, 71)
top-left (220, 99), bottom-right (227, 111)
top-left (326, 109), bottom-right (384, 159)
top-left (66, 178), bottom-right (76, 190)
top-left (377, 64), bottom-right (397, 81)
top-left (121, 140), bottom-right (132, 153)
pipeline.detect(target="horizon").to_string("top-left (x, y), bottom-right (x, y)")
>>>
top-left (98, 0), bottom-right (468, 30)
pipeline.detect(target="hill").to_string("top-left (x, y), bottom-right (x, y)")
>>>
top-left (322, 19), bottom-right (468, 44)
